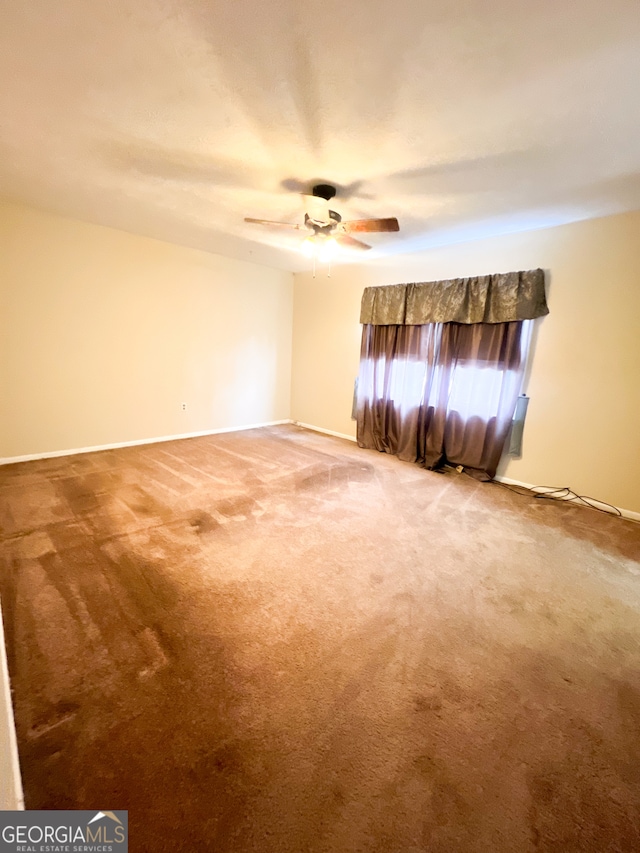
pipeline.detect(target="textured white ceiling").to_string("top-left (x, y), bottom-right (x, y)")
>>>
top-left (1, 0), bottom-right (639, 271)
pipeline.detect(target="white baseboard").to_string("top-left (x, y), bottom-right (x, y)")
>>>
top-left (496, 476), bottom-right (640, 523)
top-left (0, 599), bottom-right (24, 810)
top-left (0, 420), bottom-right (293, 467)
top-left (292, 421), bottom-right (357, 443)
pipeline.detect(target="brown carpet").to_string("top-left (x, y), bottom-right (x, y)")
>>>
top-left (1, 424), bottom-right (640, 852)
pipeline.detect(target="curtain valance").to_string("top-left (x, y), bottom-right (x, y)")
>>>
top-left (360, 268), bottom-right (548, 325)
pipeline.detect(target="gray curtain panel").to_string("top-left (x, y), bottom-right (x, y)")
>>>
top-left (356, 321), bottom-right (527, 479)
top-left (360, 268), bottom-right (547, 326)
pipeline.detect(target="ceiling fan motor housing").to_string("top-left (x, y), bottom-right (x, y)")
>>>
top-left (304, 210), bottom-right (341, 233)
top-left (312, 183), bottom-right (337, 201)
top-left (305, 184), bottom-right (339, 228)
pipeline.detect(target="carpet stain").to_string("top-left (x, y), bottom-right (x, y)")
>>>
top-left (28, 704), bottom-right (79, 740)
top-left (217, 495), bottom-right (257, 517)
top-left (189, 511), bottom-right (220, 535)
top-left (413, 694), bottom-right (443, 713)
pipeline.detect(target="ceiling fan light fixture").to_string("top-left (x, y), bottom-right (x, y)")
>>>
top-left (317, 235), bottom-right (337, 261)
top-left (299, 233), bottom-right (338, 261)
top-left (301, 235), bottom-right (316, 257)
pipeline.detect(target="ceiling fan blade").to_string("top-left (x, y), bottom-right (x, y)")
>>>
top-left (342, 217), bottom-right (400, 233)
top-left (335, 234), bottom-right (372, 251)
top-left (244, 217), bottom-right (301, 229)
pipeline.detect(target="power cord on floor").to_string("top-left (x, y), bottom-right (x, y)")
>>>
top-left (491, 480), bottom-right (624, 518)
top-left (442, 464), bottom-right (635, 521)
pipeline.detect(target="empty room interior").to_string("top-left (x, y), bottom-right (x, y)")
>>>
top-left (1, 2), bottom-right (640, 851)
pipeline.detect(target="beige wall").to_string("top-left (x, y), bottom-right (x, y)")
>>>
top-left (0, 200), bottom-right (293, 458)
top-left (291, 211), bottom-right (640, 513)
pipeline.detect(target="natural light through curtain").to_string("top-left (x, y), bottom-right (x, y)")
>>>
top-left (445, 319), bottom-right (531, 420)
top-left (356, 320), bottom-right (531, 478)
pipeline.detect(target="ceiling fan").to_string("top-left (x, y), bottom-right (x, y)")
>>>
top-left (244, 183), bottom-right (399, 255)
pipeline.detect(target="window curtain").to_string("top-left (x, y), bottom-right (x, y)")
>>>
top-left (355, 269), bottom-right (547, 480)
